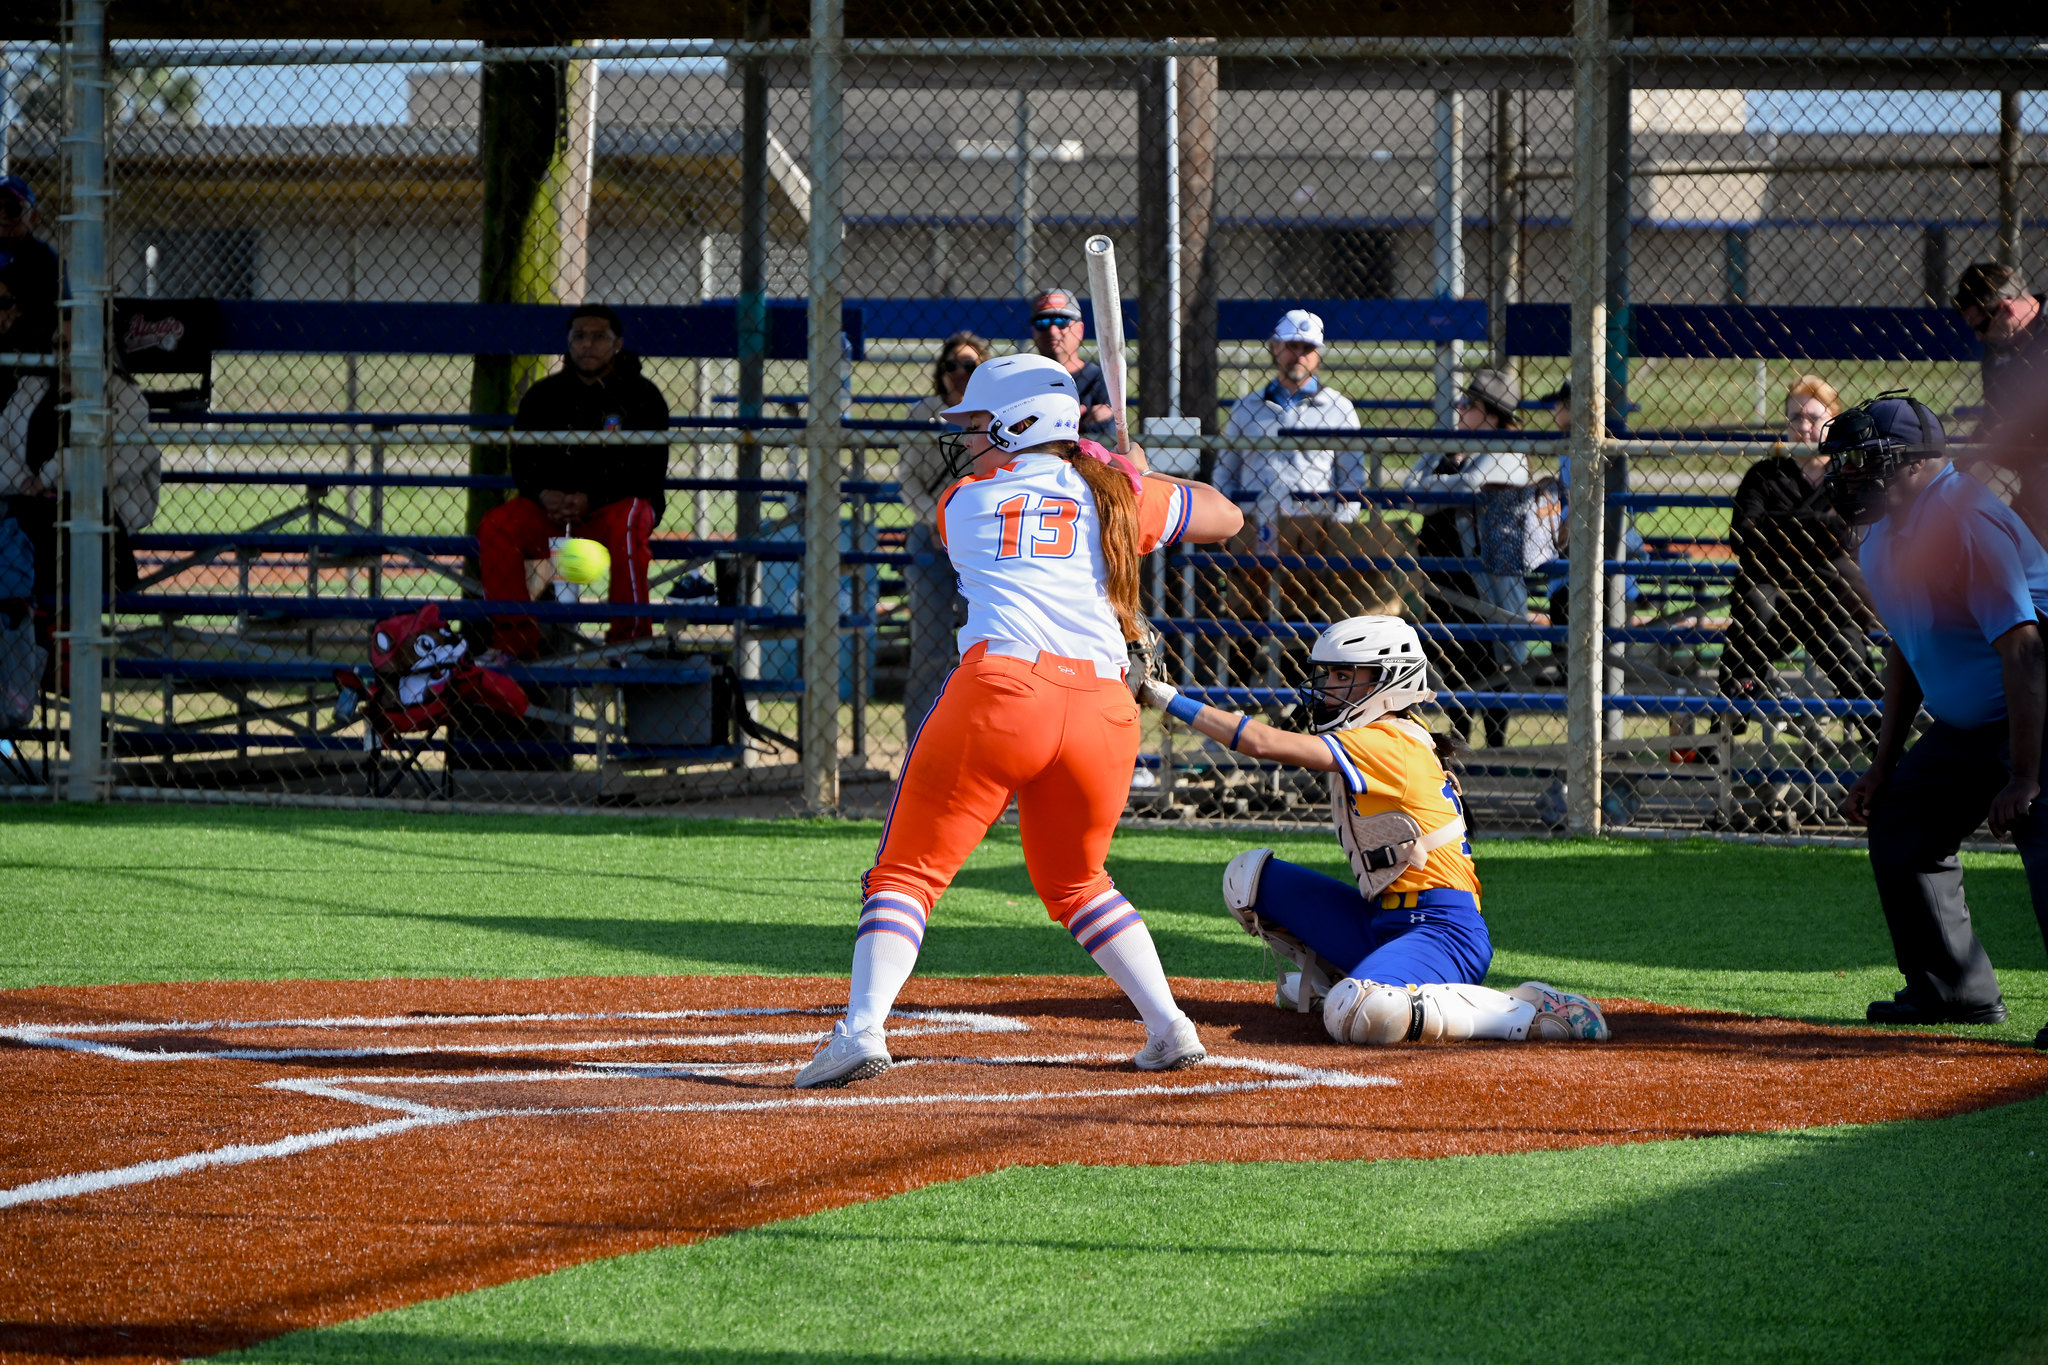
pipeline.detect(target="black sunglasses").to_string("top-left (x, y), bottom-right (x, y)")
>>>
top-left (1031, 316), bottom-right (1079, 330)
top-left (940, 358), bottom-right (978, 374)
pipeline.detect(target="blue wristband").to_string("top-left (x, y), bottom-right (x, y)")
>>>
top-left (1229, 715), bottom-right (1250, 751)
top-left (1163, 691), bottom-right (1204, 724)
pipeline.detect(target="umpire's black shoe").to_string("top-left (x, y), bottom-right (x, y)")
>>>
top-left (2034, 1022), bottom-right (2047, 1051)
top-left (1866, 992), bottom-right (2009, 1025)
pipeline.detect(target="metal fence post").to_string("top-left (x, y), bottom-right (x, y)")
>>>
top-left (1489, 89), bottom-right (1520, 373)
top-left (1998, 86), bottom-right (2022, 272)
top-left (1011, 92), bottom-right (1033, 297)
top-left (803, 0), bottom-right (845, 816)
top-left (1431, 89), bottom-right (1465, 431)
top-left (1566, 0), bottom-right (1611, 835)
top-left (62, 0), bottom-right (110, 803)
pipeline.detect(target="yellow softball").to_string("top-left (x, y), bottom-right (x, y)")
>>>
top-left (553, 537), bottom-right (611, 585)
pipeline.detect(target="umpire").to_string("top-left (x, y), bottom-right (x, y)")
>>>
top-left (1835, 395), bottom-right (2048, 1047)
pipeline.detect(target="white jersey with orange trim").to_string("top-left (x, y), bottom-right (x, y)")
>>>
top-left (939, 452), bottom-right (1193, 673)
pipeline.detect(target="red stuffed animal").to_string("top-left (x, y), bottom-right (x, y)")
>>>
top-left (342, 604), bottom-right (528, 735)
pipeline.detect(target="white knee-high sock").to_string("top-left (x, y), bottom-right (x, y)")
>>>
top-left (845, 892), bottom-right (927, 1034)
top-left (1068, 890), bottom-right (1182, 1033)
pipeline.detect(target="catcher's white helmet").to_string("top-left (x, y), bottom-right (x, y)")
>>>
top-left (1301, 615), bottom-right (1434, 733)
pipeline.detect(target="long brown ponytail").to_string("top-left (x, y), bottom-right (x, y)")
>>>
top-left (1044, 441), bottom-right (1144, 641)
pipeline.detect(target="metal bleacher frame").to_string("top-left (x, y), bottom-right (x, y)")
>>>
top-left (1103, 295), bottom-right (1977, 829)
top-left (111, 292), bottom-right (1979, 820)
top-left (114, 299), bottom-right (910, 804)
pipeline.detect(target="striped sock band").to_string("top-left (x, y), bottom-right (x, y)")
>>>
top-left (856, 891), bottom-right (929, 950)
top-left (1066, 890), bottom-right (1143, 955)
top-left (1069, 889), bottom-right (1180, 1033)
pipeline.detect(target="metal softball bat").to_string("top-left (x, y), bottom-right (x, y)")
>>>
top-left (1083, 234), bottom-right (1129, 453)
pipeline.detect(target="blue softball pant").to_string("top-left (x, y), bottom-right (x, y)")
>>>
top-left (1251, 856), bottom-right (1492, 987)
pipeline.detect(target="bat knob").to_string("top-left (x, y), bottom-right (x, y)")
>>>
top-left (1085, 235), bottom-right (1113, 254)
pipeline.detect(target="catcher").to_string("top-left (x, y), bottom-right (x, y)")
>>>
top-left (1135, 614), bottom-right (1610, 1044)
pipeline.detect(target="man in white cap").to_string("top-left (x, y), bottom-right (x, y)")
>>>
top-left (1216, 309), bottom-right (1362, 522)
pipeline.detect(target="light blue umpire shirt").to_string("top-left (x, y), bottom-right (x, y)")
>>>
top-left (1859, 462), bottom-right (2048, 729)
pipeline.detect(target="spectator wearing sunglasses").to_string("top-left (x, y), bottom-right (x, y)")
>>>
top-left (1955, 262), bottom-right (2047, 435)
top-left (1026, 288), bottom-right (1114, 437)
top-left (898, 330), bottom-right (991, 731)
top-left (1954, 263), bottom-right (2048, 541)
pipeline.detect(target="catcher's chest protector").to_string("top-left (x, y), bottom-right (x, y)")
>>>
top-left (1329, 773), bottom-right (1468, 899)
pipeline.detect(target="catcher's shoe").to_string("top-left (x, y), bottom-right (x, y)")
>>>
top-left (1510, 981), bottom-right (1611, 1041)
top-left (793, 1021), bottom-right (892, 1088)
top-left (1276, 971), bottom-right (1330, 1014)
top-left (1133, 1015), bottom-right (1206, 1071)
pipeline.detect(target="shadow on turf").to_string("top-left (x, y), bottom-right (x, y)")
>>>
top-left (379, 911), bottom-right (1259, 980)
top-left (212, 1095), bottom-right (2048, 1365)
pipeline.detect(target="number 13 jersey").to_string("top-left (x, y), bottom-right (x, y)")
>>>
top-left (939, 451), bottom-right (1193, 674)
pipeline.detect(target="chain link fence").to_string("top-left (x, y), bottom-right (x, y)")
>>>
top-left (0, 8), bottom-right (2039, 834)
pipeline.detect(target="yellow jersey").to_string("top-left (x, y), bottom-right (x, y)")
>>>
top-left (1321, 717), bottom-right (1480, 900)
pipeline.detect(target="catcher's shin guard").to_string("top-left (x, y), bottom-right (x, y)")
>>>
top-left (1323, 978), bottom-right (1539, 1045)
top-left (1222, 848), bottom-right (1340, 1013)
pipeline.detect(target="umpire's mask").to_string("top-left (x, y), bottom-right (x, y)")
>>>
top-left (1820, 392), bottom-right (1948, 527)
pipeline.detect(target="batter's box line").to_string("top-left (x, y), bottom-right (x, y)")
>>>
top-left (0, 1052), bottom-right (1393, 1212)
top-left (0, 1006), bottom-right (1028, 1064)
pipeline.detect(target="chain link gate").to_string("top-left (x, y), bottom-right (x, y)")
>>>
top-left (0, 4), bottom-right (2040, 837)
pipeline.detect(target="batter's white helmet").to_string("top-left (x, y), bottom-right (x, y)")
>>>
top-left (1301, 615), bottom-right (1433, 733)
top-left (985, 390), bottom-right (1081, 453)
top-left (938, 352), bottom-right (1078, 419)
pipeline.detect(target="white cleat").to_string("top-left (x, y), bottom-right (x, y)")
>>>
top-left (792, 1021), bottom-right (893, 1088)
top-left (1509, 981), bottom-right (1611, 1041)
top-left (1133, 1015), bottom-right (1206, 1071)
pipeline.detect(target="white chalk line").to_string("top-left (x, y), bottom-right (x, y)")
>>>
top-left (0, 1112), bottom-right (472, 1211)
top-left (0, 1057), bottom-right (1392, 1212)
top-left (1, 1006), bottom-right (1028, 1063)
top-left (2, 1004), bottom-right (842, 1037)
top-left (0, 1006), bottom-right (1395, 1212)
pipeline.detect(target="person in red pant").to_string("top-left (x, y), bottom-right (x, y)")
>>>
top-left (477, 305), bottom-right (671, 659)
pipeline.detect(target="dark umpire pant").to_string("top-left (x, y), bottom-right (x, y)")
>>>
top-left (1868, 717), bottom-right (2048, 1009)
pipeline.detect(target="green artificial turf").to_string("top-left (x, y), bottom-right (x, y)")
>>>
top-left (223, 1096), bottom-right (2048, 1365)
top-left (6, 803), bottom-right (2044, 1363)
top-left (4, 803), bottom-right (2043, 1043)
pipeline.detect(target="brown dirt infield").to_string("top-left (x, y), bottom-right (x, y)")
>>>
top-left (4, 973), bottom-right (2046, 1365)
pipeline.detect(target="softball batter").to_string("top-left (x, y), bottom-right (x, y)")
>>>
top-left (796, 353), bottom-right (1243, 1088)
top-left (1137, 614), bottom-right (1609, 1045)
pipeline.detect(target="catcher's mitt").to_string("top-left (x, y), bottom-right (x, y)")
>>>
top-left (1125, 625), bottom-right (1163, 700)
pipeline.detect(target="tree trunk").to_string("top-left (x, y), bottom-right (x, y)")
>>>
top-left (468, 54), bottom-right (579, 538)
top-left (1135, 60), bottom-right (1170, 426)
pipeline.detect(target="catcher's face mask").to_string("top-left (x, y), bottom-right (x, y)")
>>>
top-left (1820, 392), bottom-right (1945, 527)
top-left (1302, 663), bottom-right (1385, 732)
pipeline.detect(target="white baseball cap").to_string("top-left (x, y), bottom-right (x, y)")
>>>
top-left (939, 352), bottom-right (1079, 419)
top-left (1271, 309), bottom-right (1325, 347)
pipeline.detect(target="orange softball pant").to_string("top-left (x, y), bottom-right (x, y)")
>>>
top-left (864, 643), bottom-right (1141, 925)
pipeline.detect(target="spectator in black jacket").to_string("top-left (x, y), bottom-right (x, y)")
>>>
top-left (0, 178), bottom-right (60, 355)
top-left (478, 305), bottom-right (671, 659)
top-left (1720, 374), bottom-right (1881, 717)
